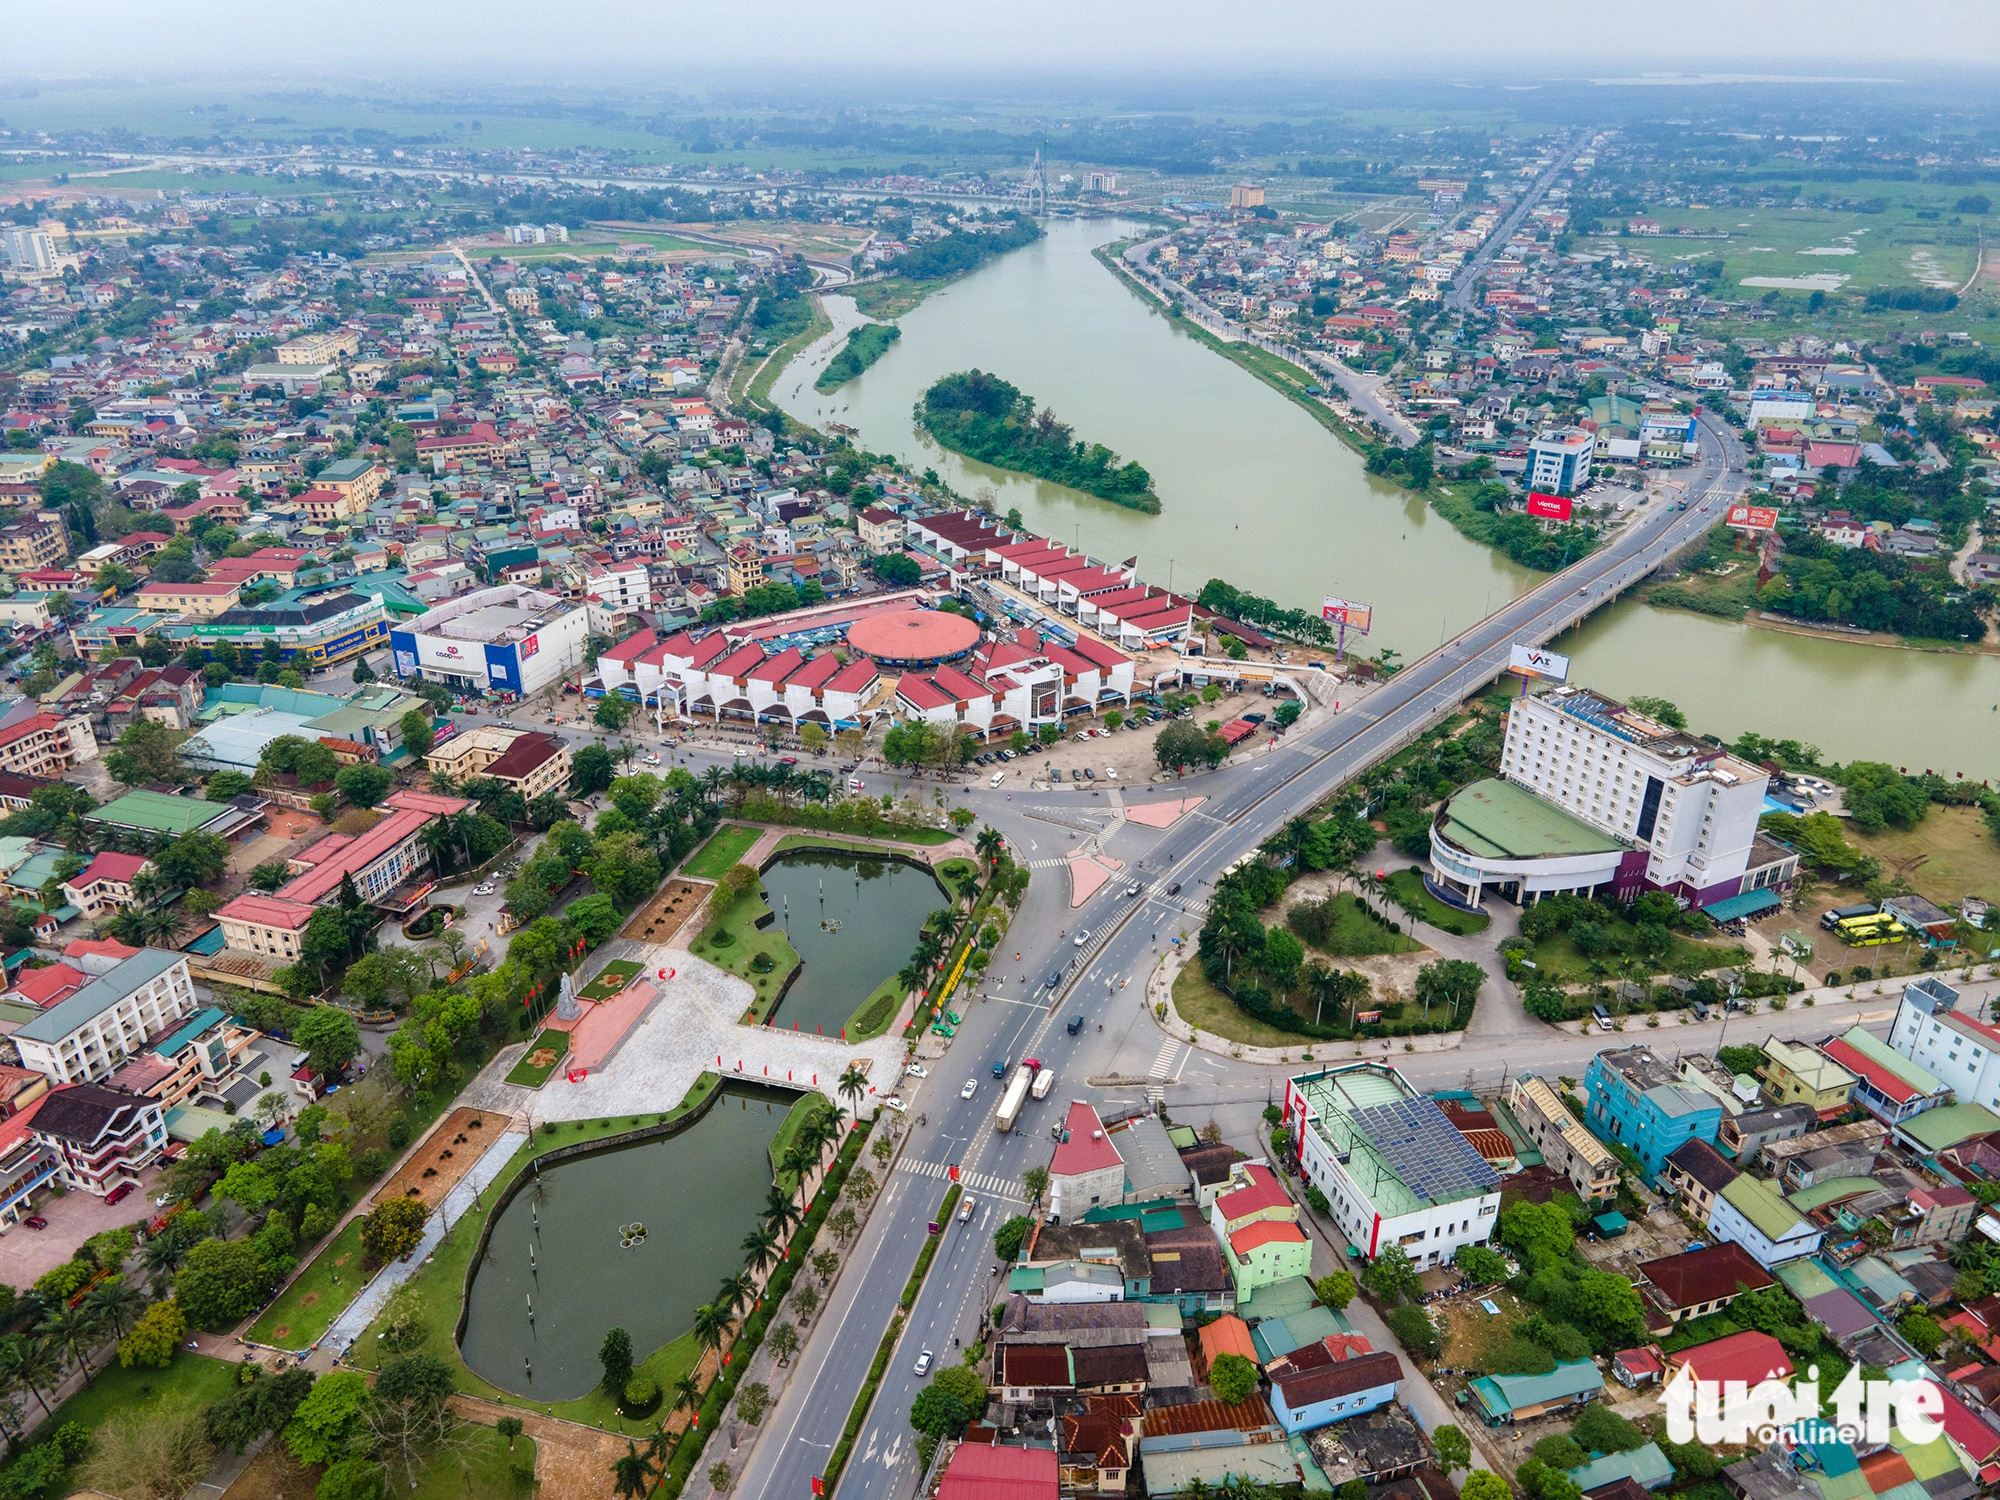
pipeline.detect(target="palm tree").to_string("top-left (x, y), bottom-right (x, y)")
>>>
top-left (609, 1442), bottom-right (653, 1500)
top-left (640, 1425), bottom-right (674, 1474)
top-left (896, 963), bottom-right (925, 998)
top-left (762, 1189), bottom-right (802, 1240)
top-left (699, 766), bottom-right (727, 806)
top-left (836, 1065), bottom-right (868, 1117)
top-left (781, 1142), bottom-right (815, 1208)
top-left (741, 1225), bottom-right (780, 1278)
top-left (0, 1336), bottom-right (59, 1420)
top-left (690, 1303), bottom-right (732, 1368)
top-left (140, 905), bottom-right (184, 950)
top-left (716, 1270), bottom-right (757, 1316)
top-left (975, 826), bottom-right (1004, 867)
top-left (81, 1279), bottom-right (143, 1340)
top-left (37, 1304), bottom-right (106, 1387)
top-left (671, 1374), bottom-right (703, 1426)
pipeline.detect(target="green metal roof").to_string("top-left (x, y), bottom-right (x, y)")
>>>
top-left (1897, 1102), bottom-right (2000, 1153)
top-left (1721, 1175), bottom-right (1809, 1241)
top-left (1437, 779), bottom-right (1626, 861)
top-left (88, 790), bottom-right (235, 835)
top-left (1787, 1179), bottom-right (1871, 1214)
top-left (1471, 1359), bottom-right (1604, 1418)
top-left (1569, 1444), bottom-right (1674, 1493)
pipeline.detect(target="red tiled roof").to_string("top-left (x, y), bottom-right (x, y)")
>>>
top-left (937, 1442), bottom-right (1058, 1500)
top-left (74, 851), bottom-right (147, 888)
top-left (1051, 1101), bottom-right (1120, 1178)
top-left (599, 628), bottom-right (659, 663)
top-left (1198, 1315), bottom-right (1256, 1367)
top-left (1821, 1038), bottom-right (1922, 1104)
top-left (1216, 1163), bottom-right (1292, 1222)
top-left (12, 963), bottom-right (86, 1008)
top-left (1670, 1331), bottom-right (1793, 1386)
top-left (1230, 1219), bottom-right (1307, 1254)
top-left (1638, 1242), bottom-right (1773, 1310)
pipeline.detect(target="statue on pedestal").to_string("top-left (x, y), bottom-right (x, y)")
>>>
top-left (555, 971), bottom-right (580, 1022)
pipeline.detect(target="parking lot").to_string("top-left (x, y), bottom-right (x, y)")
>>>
top-left (0, 1164), bottom-right (166, 1286)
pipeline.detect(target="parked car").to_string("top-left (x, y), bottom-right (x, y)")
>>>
top-left (105, 1183), bottom-right (134, 1206)
top-left (23, 1216), bottom-right (46, 1230)
top-left (905, 1063), bottom-right (928, 1078)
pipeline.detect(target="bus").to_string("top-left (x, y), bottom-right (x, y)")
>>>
top-left (1835, 914), bottom-right (1909, 947)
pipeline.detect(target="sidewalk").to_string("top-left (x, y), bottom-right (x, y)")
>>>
top-left (315, 1120), bottom-right (526, 1370)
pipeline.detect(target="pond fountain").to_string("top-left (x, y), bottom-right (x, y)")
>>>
top-left (758, 850), bottom-right (945, 1035)
top-left (459, 1083), bottom-right (793, 1399)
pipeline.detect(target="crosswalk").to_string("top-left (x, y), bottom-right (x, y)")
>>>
top-left (899, 1157), bottom-right (1021, 1201)
top-left (1148, 1039), bottom-right (1183, 1082)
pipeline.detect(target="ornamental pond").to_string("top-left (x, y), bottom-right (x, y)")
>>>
top-left (758, 849), bottom-right (950, 1036)
top-left (459, 1082), bottom-right (794, 1399)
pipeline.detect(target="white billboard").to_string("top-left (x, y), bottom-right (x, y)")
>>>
top-left (1509, 645), bottom-right (1570, 682)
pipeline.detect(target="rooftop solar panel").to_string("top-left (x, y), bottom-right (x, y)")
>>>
top-left (1351, 1097), bottom-right (1501, 1205)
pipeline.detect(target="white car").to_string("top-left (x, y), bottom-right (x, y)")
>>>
top-left (1073, 929), bottom-right (1090, 947)
top-left (473, 883), bottom-right (495, 896)
top-left (1105, 767), bottom-right (1118, 780)
top-left (904, 1063), bottom-right (928, 1078)
top-left (961, 1079), bottom-right (978, 1099)
top-left (913, 1349), bottom-right (934, 1377)
top-left (880, 1095), bottom-right (907, 1112)
top-left (645, 752), bottom-right (661, 765)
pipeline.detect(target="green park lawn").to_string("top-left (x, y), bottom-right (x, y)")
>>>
top-left (43, 1349), bottom-right (238, 1439)
top-left (1172, 961), bottom-right (1312, 1051)
top-left (579, 959), bottom-right (645, 1001)
top-left (248, 1216), bottom-right (369, 1349)
top-left (1383, 869), bottom-right (1491, 936)
top-left (688, 889), bottom-right (801, 1022)
top-left (684, 824), bottom-right (761, 880)
top-left (936, 858), bottom-right (981, 902)
top-left (503, 1030), bottom-right (571, 1089)
top-left (1526, 920), bottom-right (1752, 987)
top-left (347, 1079), bottom-right (723, 1436)
top-left (768, 1092), bottom-right (837, 1189)
top-left (1290, 892), bottom-right (1422, 957)
top-left (410, 1423), bottom-right (539, 1500)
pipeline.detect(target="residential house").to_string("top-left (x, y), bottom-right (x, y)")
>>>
top-left (1635, 1242), bottom-right (1774, 1327)
top-left (1509, 1075), bottom-right (1621, 1202)
top-left (1659, 1138), bottom-right (1739, 1222)
top-left (1269, 1349), bottom-right (1402, 1435)
top-left (1468, 1360), bottom-right (1604, 1425)
top-left (1708, 1174), bottom-right (1825, 1267)
top-left (1584, 1047), bottom-right (1725, 1182)
top-left (1759, 1036), bottom-right (1858, 1118)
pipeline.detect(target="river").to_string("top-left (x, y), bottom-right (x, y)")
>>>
top-left (776, 217), bottom-right (2000, 778)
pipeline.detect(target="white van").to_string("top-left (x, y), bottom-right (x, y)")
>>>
top-left (990, 771), bottom-right (1006, 788)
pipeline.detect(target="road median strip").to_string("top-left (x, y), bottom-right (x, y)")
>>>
top-left (820, 1181), bottom-right (961, 1496)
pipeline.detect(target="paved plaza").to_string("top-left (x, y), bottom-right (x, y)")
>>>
top-left (525, 941), bottom-right (908, 1125)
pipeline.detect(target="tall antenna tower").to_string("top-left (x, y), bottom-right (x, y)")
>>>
top-left (1027, 142), bottom-right (1048, 218)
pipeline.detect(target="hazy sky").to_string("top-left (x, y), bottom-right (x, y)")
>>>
top-left (34, 0), bottom-right (1999, 80)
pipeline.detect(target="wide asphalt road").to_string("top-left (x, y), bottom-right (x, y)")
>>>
top-left (736, 415), bottom-right (1752, 1499)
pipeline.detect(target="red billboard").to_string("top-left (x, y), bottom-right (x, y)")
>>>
top-left (1726, 504), bottom-right (1779, 532)
top-left (1526, 492), bottom-right (1573, 521)
top-left (1321, 596), bottom-right (1373, 633)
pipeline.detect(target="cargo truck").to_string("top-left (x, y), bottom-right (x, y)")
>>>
top-left (1031, 1067), bottom-right (1056, 1101)
top-left (995, 1062), bottom-right (1036, 1132)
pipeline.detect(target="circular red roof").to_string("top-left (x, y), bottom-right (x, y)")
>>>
top-left (846, 608), bottom-right (981, 663)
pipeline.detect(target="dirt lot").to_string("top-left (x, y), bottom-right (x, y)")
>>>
top-left (373, 1108), bottom-right (513, 1213)
top-left (1275, 870), bottom-right (1432, 1001)
top-left (1742, 806), bottom-right (2000, 979)
top-left (1573, 1201), bottom-right (1695, 1272)
top-left (620, 878), bottom-right (708, 944)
